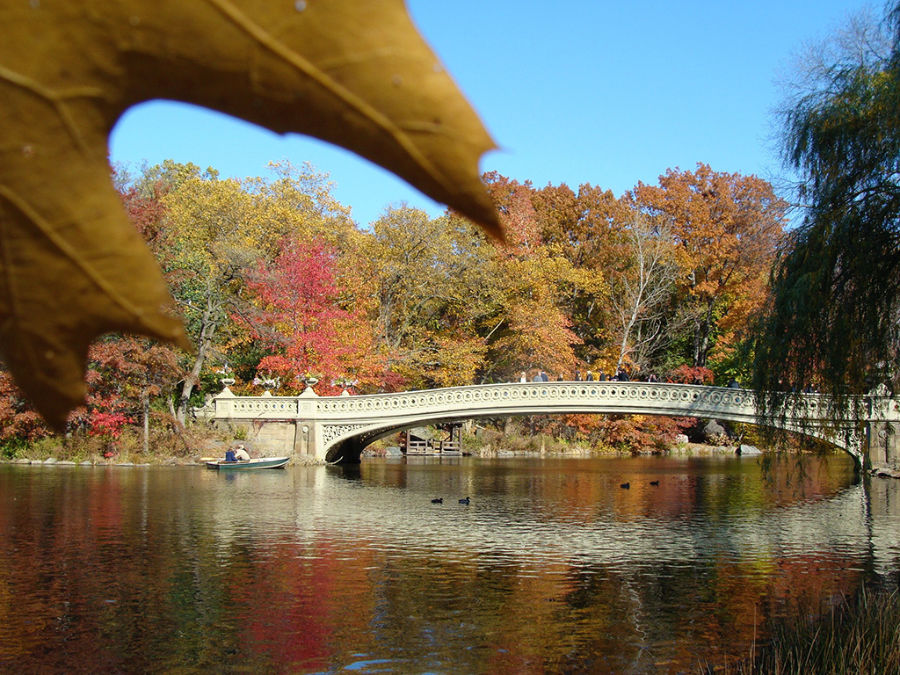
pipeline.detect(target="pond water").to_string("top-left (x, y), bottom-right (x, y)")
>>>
top-left (1, 454), bottom-right (899, 673)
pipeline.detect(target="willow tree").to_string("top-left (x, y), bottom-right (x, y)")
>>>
top-left (753, 5), bottom-right (900, 406)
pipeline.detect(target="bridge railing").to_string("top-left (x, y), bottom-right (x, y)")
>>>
top-left (311, 381), bottom-right (763, 423)
top-left (206, 382), bottom-right (880, 426)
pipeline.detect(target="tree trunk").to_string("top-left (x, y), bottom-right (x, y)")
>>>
top-left (142, 390), bottom-right (150, 454)
top-left (692, 300), bottom-right (715, 368)
top-left (176, 298), bottom-right (218, 424)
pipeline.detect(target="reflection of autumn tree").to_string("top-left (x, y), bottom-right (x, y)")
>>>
top-left (372, 555), bottom-right (530, 671)
top-left (0, 459), bottom-right (868, 672)
top-left (223, 540), bottom-right (376, 671)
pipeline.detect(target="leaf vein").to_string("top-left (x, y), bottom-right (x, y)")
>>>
top-left (0, 185), bottom-right (148, 326)
top-left (0, 65), bottom-right (104, 153)
top-left (203, 0), bottom-right (454, 193)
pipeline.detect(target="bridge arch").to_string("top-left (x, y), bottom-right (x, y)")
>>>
top-left (309, 382), bottom-right (863, 464)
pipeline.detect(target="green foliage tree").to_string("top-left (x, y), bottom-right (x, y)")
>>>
top-left (753, 4), bottom-right (900, 402)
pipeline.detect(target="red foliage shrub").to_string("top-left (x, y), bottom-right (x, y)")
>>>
top-left (0, 369), bottom-right (51, 444)
top-left (668, 365), bottom-right (715, 385)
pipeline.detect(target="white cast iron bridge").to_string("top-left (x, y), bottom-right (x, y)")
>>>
top-left (205, 381), bottom-right (900, 468)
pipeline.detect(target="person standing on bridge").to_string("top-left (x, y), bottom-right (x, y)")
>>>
top-left (519, 371), bottom-right (527, 383)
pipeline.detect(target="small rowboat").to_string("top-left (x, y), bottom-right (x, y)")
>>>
top-left (205, 456), bottom-right (290, 471)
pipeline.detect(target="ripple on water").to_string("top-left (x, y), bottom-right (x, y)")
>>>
top-left (0, 454), bottom-right (884, 674)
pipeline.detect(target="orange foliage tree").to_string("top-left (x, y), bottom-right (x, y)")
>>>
top-left (632, 164), bottom-right (787, 369)
top-left (482, 175), bottom-right (586, 379)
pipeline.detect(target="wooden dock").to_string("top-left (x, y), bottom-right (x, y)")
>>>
top-left (402, 423), bottom-right (462, 455)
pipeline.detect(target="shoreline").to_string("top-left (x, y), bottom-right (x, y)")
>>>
top-left (0, 446), bottom-right (740, 467)
top-left (0, 454), bottom-right (327, 467)
top-left (3, 441), bottom-right (854, 469)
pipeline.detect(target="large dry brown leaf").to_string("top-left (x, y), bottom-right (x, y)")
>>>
top-left (0, 0), bottom-right (500, 427)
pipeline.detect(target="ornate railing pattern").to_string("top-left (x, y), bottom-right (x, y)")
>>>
top-left (225, 397), bottom-right (299, 416)
top-left (312, 382), bottom-right (758, 417)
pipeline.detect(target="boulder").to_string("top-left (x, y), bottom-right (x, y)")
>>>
top-left (703, 419), bottom-right (726, 441)
top-left (736, 444), bottom-right (761, 456)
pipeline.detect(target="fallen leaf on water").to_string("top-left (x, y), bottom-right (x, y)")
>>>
top-left (0, 0), bottom-right (500, 426)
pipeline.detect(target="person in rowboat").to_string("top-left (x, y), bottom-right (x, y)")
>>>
top-left (234, 444), bottom-right (250, 461)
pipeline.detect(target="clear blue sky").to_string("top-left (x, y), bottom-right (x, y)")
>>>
top-left (109, 1), bottom-right (867, 227)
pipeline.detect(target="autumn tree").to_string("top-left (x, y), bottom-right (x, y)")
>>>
top-left (0, 367), bottom-right (51, 453)
top-left (1, 2), bottom-right (501, 427)
top-left (528, 180), bottom-right (619, 365)
top-left (155, 167), bottom-right (259, 421)
top-left (78, 336), bottom-right (181, 450)
top-left (607, 208), bottom-right (678, 373)
top-left (359, 206), bottom-right (498, 388)
top-left (632, 164), bottom-right (786, 370)
top-left (482, 176), bottom-right (583, 379)
top-left (240, 238), bottom-right (380, 392)
top-left (126, 161), bottom-right (356, 420)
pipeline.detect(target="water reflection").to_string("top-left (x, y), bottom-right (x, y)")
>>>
top-left (0, 455), bottom-right (897, 673)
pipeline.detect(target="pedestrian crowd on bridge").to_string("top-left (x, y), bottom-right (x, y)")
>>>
top-left (518, 368), bottom-right (669, 384)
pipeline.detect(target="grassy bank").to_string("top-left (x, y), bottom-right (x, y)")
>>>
top-left (1, 424), bottom-right (334, 466)
top-left (702, 586), bottom-right (900, 674)
top-left (1, 424), bottom-right (234, 465)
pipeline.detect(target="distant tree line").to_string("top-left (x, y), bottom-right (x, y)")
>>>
top-left (0, 158), bottom-right (786, 453)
